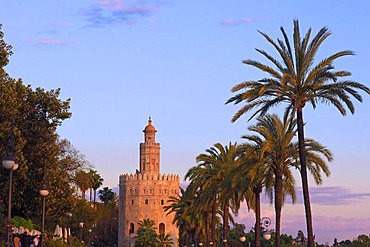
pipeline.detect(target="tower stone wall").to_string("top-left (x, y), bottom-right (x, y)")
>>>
top-left (118, 119), bottom-right (180, 247)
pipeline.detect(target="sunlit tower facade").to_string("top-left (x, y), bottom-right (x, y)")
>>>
top-left (118, 118), bottom-right (179, 247)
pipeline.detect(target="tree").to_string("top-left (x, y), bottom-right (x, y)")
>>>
top-left (89, 169), bottom-right (104, 206)
top-left (189, 142), bottom-right (243, 246)
top-left (164, 186), bottom-right (202, 246)
top-left (226, 19), bottom-right (370, 246)
top-left (98, 187), bottom-right (114, 205)
top-left (94, 191), bottom-right (118, 246)
top-left (241, 114), bottom-right (332, 247)
top-left (74, 170), bottom-right (91, 200)
top-left (1, 25), bottom-right (77, 229)
top-left (134, 219), bottom-right (160, 247)
top-left (158, 233), bottom-right (174, 247)
top-left (57, 139), bottom-right (91, 182)
top-left (185, 163), bottom-right (220, 245)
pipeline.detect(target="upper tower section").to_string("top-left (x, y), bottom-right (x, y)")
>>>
top-left (139, 117), bottom-right (160, 175)
top-left (143, 117), bottom-right (156, 143)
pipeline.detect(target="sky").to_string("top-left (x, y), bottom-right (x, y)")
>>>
top-left (1, 0), bottom-right (370, 244)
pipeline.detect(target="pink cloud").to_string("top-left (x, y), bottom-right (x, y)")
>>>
top-left (84, 0), bottom-right (160, 27)
top-left (23, 38), bottom-right (80, 46)
top-left (220, 19), bottom-right (242, 26)
top-left (233, 203), bottom-right (370, 244)
top-left (220, 18), bottom-right (256, 26)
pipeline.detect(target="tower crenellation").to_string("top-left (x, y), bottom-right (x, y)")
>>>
top-left (119, 173), bottom-right (180, 182)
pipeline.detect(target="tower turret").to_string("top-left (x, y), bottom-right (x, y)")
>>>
top-left (139, 117), bottom-right (160, 175)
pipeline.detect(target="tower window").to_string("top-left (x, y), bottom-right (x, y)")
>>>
top-left (161, 200), bottom-right (164, 205)
top-left (159, 223), bottom-right (165, 234)
top-left (145, 199), bottom-right (148, 205)
top-left (132, 200), bottom-right (134, 205)
top-left (129, 223), bottom-right (135, 234)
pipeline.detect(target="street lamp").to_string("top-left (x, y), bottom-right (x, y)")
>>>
top-left (261, 217), bottom-right (271, 241)
top-left (263, 231), bottom-right (271, 240)
top-left (39, 172), bottom-right (49, 247)
top-left (79, 222), bottom-right (84, 242)
top-left (66, 212), bottom-right (72, 245)
top-left (2, 122), bottom-right (19, 247)
top-left (88, 229), bottom-right (92, 246)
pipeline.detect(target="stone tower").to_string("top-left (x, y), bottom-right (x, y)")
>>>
top-left (118, 118), bottom-right (180, 247)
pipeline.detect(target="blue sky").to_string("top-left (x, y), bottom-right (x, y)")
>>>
top-left (1, 0), bottom-right (370, 244)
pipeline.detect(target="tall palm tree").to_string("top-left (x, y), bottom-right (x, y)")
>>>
top-left (226, 19), bottom-right (370, 246)
top-left (242, 114), bottom-right (332, 247)
top-left (165, 185), bottom-right (207, 246)
top-left (74, 170), bottom-right (91, 199)
top-left (234, 142), bottom-right (268, 247)
top-left (185, 162), bottom-right (221, 245)
top-left (89, 169), bottom-right (104, 206)
top-left (191, 142), bottom-right (243, 247)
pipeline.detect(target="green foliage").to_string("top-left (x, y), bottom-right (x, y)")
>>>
top-left (134, 219), bottom-right (160, 247)
top-left (0, 24), bottom-right (85, 236)
top-left (45, 238), bottom-right (85, 247)
top-left (92, 195), bottom-right (118, 246)
top-left (0, 199), bottom-right (5, 232)
top-left (11, 216), bottom-right (34, 230)
top-left (98, 187), bottom-right (114, 205)
top-left (158, 233), bottom-right (174, 247)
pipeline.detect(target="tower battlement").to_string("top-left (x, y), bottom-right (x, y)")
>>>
top-left (119, 173), bottom-right (180, 182)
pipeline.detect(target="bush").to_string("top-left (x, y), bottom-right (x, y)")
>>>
top-left (11, 216), bottom-right (34, 230)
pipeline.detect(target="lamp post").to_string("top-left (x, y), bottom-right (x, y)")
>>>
top-left (67, 212), bottom-right (72, 245)
top-left (2, 122), bottom-right (18, 247)
top-left (260, 217), bottom-right (271, 246)
top-left (260, 217), bottom-right (271, 240)
top-left (88, 229), bottom-right (92, 246)
top-left (39, 162), bottom-right (49, 247)
top-left (79, 222), bottom-right (84, 242)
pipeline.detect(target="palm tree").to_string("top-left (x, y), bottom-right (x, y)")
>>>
top-left (226, 19), bottom-right (370, 246)
top-left (190, 142), bottom-right (243, 247)
top-left (164, 185), bottom-right (207, 246)
top-left (158, 233), bottom-right (174, 247)
top-left (234, 144), bottom-right (268, 247)
top-left (98, 187), bottom-right (114, 205)
top-left (134, 219), bottom-right (160, 247)
top-left (185, 162), bottom-right (220, 245)
top-left (89, 169), bottom-right (104, 206)
top-left (74, 170), bottom-right (91, 199)
top-left (242, 114), bottom-right (332, 247)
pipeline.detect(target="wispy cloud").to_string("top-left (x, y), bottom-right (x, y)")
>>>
top-left (220, 16), bottom-right (277, 26)
top-left (220, 18), bottom-right (255, 26)
top-left (83, 0), bottom-right (162, 27)
top-left (258, 186), bottom-right (370, 205)
top-left (24, 38), bottom-right (80, 46)
top-left (294, 186), bottom-right (370, 205)
top-left (234, 206), bottom-right (370, 243)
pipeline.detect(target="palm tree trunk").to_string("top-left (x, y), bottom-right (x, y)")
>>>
top-left (253, 185), bottom-right (262, 247)
top-left (211, 197), bottom-right (217, 245)
top-left (296, 109), bottom-right (314, 247)
top-left (90, 188), bottom-right (92, 205)
top-left (275, 174), bottom-right (283, 247)
top-left (94, 189), bottom-right (97, 208)
top-left (223, 202), bottom-right (229, 247)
